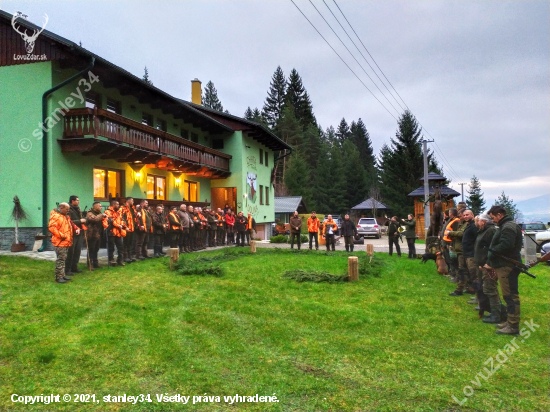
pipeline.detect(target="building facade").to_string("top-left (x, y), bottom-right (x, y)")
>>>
top-left (0, 11), bottom-right (291, 250)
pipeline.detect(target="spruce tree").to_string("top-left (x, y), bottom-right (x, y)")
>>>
top-left (378, 110), bottom-right (439, 218)
top-left (262, 66), bottom-right (286, 131)
top-left (284, 69), bottom-right (316, 130)
top-left (466, 175), bottom-right (486, 216)
top-left (312, 141), bottom-right (332, 213)
top-left (202, 81), bottom-right (225, 112)
top-left (284, 152), bottom-right (313, 209)
top-left (494, 191), bottom-right (520, 220)
top-left (244, 107), bottom-right (254, 120)
top-left (335, 118), bottom-right (351, 146)
top-left (350, 118), bottom-right (376, 186)
top-left (342, 140), bottom-right (368, 210)
top-left (328, 144), bottom-right (347, 214)
top-left (143, 66), bottom-right (153, 86)
top-left (324, 125), bottom-right (337, 148)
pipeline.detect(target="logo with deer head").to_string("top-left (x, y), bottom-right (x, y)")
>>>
top-left (11, 12), bottom-right (49, 54)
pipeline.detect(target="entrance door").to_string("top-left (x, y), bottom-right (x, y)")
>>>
top-left (211, 187), bottom-right (236, 211)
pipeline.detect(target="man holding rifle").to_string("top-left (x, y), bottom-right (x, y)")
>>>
top-left (485, 205), bottom-right (523, 335)
top-left (103, 200), bottom-right (126, 266)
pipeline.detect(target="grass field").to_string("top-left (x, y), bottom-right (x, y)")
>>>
top-left (1, 249), bottom-right (548, 411)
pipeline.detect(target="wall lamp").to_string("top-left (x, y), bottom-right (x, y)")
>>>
top-left (172, 171), bottom-right (182, 187)
top-left (129, 163), bottom-right (145, 182)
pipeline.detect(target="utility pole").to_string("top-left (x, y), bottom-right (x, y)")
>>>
top-left (422, 139), bottom-right (434, 237)
top-left (458, 183), bottom-right (466, 202)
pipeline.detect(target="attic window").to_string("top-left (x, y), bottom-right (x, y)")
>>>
top-left (106, 98), bottom-right (121, 114)
top-left (85, 92), bottom-right (101, 109)
top-left (142, 113), bottom-right (153, 127)
top-left (156, 119), bottom-right (167, 132)
top-left (181, 129), bottom-right (189, 140)
top-left (191, 133), bottom-right (198, 143)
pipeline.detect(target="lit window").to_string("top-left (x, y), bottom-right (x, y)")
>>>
top-left (93, 168), bottom-right (122, 200)
top-left (184, 180), bottom-right (198, 202)
top-left (147, 175), bottom-right (166, 200)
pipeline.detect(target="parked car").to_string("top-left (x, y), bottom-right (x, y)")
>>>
top-left (540, 242), bottom-right (550, 265)
top-left (520, 222), bottom-right (547, 249)
top-left (520, 222), bottom-right (547, 233)
top-left (356, 217), bottom-right (381, 239)
top-left (535, 228), bottom-right (550, 251)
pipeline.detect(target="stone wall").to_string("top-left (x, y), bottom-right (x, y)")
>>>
top-left (0, 227), bottom-right (48, 251)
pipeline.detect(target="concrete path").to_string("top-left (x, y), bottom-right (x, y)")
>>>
top-left (0, 235), bottom-right (421, 263)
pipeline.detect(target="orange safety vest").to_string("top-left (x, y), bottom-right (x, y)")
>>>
top-left (216, 213), bottom-right (224, 227)
top-left (103, 207), bottom-right (126, 237)
top-left (442, 217), bottom-right (460, 242)
top-left (198, 213), bottom-right (206, 228)
top-left (323, 219), bottom-right (338, 235)
top-left (169, 212), bottom-right (182, 231)
top-left (247, 216), bottom-right (253, 230)
top-left (48, 209), bottom-right (74, 247)
top-left (307, 217), bottom-right (320, 233)
top-left (120, 205), bottom-right (135, 232)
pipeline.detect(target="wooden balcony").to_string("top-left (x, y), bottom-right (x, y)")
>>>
top-left (59, 108), bottom-right (231, 178)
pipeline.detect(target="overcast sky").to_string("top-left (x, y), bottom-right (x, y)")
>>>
top-left (5, 1), bottom-right (549, 204)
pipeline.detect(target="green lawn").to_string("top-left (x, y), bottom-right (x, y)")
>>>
top-left (1, 250), bottom-right (548, 411)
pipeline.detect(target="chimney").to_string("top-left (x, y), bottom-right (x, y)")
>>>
top-left (191, 78), bottom-right (202, 105)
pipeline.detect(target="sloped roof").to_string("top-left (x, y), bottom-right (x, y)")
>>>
top-left (0, 10), bottom-right (233, 136)
top-left (186, 102), bottom-right (292, 152)
top-left (408, 185), bottom-right (460, 197)
top-left (351, 198), bottom-right (390, 210)
top-left (274, 196), bottom-right (308, 213)
top-left (419, 172), bottom-right (447, 182)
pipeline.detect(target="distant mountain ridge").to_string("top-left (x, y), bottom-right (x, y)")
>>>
top-left (516, 193), bottom-right (549, 223)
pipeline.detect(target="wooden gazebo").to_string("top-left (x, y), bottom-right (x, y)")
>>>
top-left (407, 172), bottom-right (460, 239)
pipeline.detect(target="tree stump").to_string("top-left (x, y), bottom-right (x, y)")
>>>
top-left (366, 244), bottom-right (374, 256)
top-left (348, 256), bottom-right (359, 281)
top-left (169, 247), bottom-right (179, 270)
top-left (250, 240), bottom-right (256, 253)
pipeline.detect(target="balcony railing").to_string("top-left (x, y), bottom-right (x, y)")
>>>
top-left (63, 108), bottom-right (231, 171)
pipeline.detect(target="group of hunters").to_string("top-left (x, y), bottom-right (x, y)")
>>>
top-left (433, 201), bottom-right (546, 336)
top-left (48, 196), bottom-right (256, 283)
top-left (48, 196), bottom-right (546, 336)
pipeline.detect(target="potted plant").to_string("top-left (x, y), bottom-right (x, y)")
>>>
top-left (11, 195), bottom-right (28, 252)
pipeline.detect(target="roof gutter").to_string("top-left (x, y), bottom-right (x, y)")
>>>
top-left (38, 56), bottom-right (96, 252)
top-left (274, 147), bottom-right (294, 162)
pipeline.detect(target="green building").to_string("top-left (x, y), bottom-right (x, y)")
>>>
top-left (0, 10), bottom-right (291, 250)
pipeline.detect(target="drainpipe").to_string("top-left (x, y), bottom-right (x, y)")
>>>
top-left (38, 57), bottom-right (95, 252)
top-left (274, 147), bottom-right (293, 163)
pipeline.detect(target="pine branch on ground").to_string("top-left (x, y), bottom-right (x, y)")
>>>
top-left (282, 269), bottom-right (349, 283)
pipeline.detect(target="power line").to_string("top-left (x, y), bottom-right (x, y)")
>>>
top-left (331, 0), bottom-right (465, 183)
top-left (289, 0), bottom-right (398, 121)
top-left (333, 0), bottom-right (410, 111)
top-left (308, 0), bottom-right (401, 117)
top-left (322, 0), bottom-right (406, 113)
